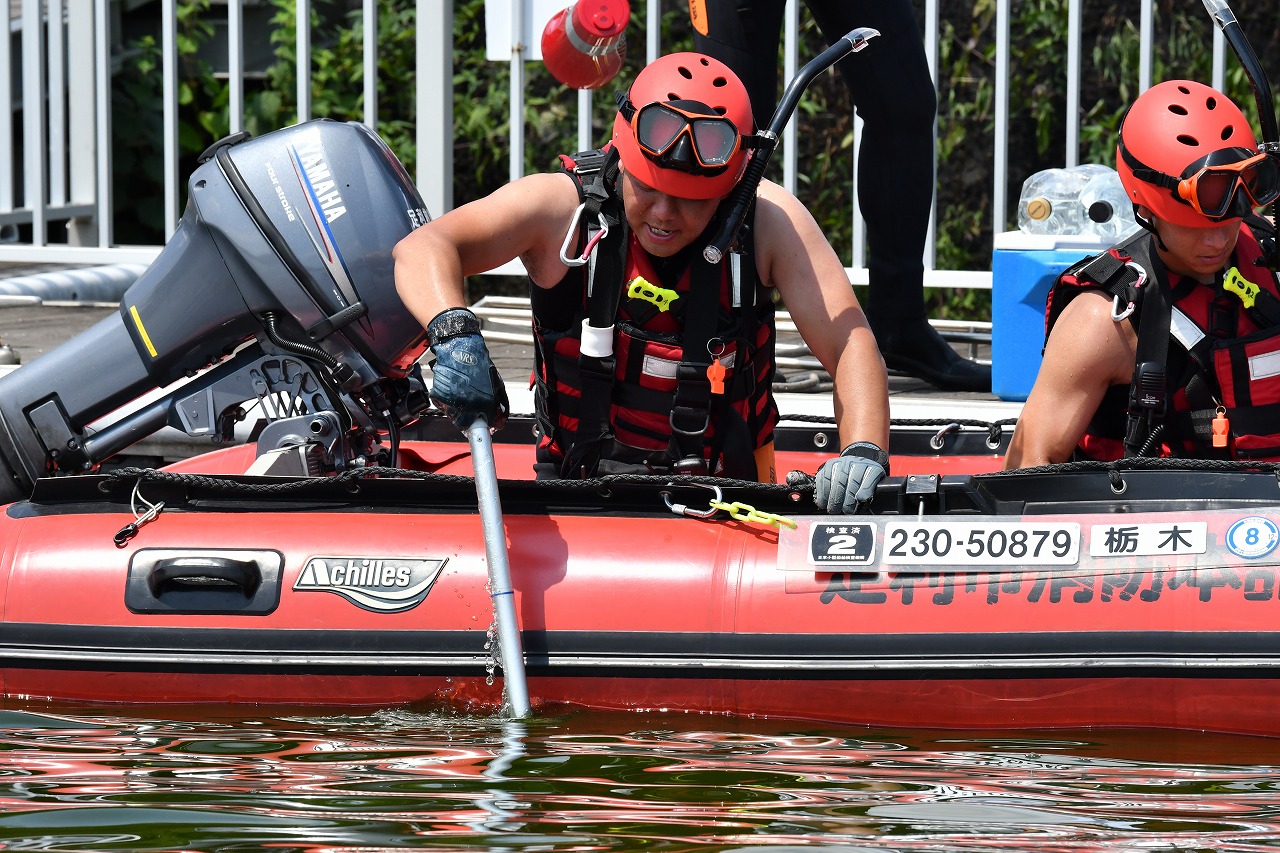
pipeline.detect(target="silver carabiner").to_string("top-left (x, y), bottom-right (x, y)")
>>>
top-left (660, 482), bottom-right (723, 519)
top-left (1111, 260), bottom-right (1147, 322)
top-left (1111, 294), bottom-right (1134, 322)
top-left (559, 202), bottom-right (610, 267)
top-left (1125, 260), bottom-right (1148, 288)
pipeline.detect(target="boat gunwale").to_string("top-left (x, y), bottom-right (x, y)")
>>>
top-left (10, 463), bottom-right (1280, 519)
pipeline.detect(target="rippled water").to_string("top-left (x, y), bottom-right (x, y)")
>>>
top-left (3, 707), bottom-right (1280, 852)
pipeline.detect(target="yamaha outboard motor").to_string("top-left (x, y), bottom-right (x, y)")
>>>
top-left (0, 119), bottom-right (434, 503)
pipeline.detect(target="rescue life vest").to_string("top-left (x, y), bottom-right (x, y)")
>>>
top-left (1045, 217), bottom-right (1280, 461)
top-left (530, 148), bottom-right (778, 480)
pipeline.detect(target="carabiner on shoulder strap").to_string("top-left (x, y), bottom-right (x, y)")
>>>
top-left (559, 202), bottom-right (610, 267)
top-left (1111, 260), bottom-right (1148, 321)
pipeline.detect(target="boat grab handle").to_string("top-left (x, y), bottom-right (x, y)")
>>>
top-left (148, 556), bottom-right (262, 597)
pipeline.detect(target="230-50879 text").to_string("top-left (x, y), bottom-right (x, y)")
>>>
top-left (882, 522), bottom-right (1081, 566)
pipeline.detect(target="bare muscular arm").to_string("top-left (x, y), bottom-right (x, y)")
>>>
top-left (752, 179), bottom-right (890, 451)
top-left (1004, 290), bottom-right (1137, 468)
top-left (393, 172), bottom-right (580, 328)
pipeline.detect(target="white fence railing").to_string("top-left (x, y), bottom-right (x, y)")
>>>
top-left (0, 0), bottom-right (1243, 289)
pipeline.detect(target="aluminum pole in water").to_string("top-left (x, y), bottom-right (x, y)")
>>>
top-left (467, 418), bottom-right (531, 717)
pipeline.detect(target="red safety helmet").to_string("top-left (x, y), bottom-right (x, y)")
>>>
top-left (1117, 79), bottom-right (1269, 228)
top-left (611, 52), bottom-right (754, 200)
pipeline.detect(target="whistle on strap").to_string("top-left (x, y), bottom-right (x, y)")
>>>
top-left (626, 276), bottom-right (679, 312)
top-left (1222, 266), bottom-right (1259, 309)
top-left (707, 356), bottom-right (726, 394)
top-left (1212, 406), bottom-right (1230, 448)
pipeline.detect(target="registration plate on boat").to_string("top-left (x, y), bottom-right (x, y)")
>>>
top-left (881, 521), bottom-right (1081, 566)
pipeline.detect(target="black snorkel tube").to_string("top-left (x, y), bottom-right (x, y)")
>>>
top-left (1201, 0), bottom-right (1278, 146)
top-left (1201, 0), bottom-right (1280, 235)
top-left (703, 26), bottom-right (880, 264)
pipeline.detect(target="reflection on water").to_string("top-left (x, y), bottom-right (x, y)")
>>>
top-left (1, 706), bottom-right (1280, 851)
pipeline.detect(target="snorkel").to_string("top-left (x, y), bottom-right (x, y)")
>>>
top-left (703, 26), bottom-right (880, 264)
top-left (1201, 0), bottom-right (1280, 244)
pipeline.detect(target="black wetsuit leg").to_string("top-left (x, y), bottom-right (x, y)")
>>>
top-left (693, 0), bottom-right (990, 392)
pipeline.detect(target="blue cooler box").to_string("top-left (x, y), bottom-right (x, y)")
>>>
top-left (991, 231), bottom-right (1109, 401)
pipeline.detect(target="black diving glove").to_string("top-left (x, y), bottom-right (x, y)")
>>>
top-left (814, 442), bottom-right (889, 514)
top-left (425, 308), bottom-right (509, 432)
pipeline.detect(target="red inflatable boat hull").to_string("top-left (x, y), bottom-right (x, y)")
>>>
top-left (4, 437), bottom-right (1280, 735)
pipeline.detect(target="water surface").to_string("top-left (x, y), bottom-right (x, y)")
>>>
top-left (2, 706), bottom-right (1280, 851)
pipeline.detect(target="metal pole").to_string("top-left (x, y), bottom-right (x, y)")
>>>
top-left (466, 419), bottom-right (531, 718)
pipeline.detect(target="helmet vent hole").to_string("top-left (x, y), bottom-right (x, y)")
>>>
top-left (677, 66), bottom-right (693, 80)
top-left (1222, 126), bottom-right (1235, 141)
top-left (1206, 96), bottom-right (1218, 110)
top-left (712, 76), bottom-right (728, 88)
top-left (1176, 134), bottom-right (1199, 147)
top-left (1177, 84), bottom-right (1191, 94)
top-left (1168, 105), bottom-right (1188, 116)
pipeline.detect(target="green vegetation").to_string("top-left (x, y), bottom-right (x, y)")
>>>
top-left (109, 0), bottom-right (1280, 318)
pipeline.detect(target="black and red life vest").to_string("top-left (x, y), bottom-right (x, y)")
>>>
top-left (529, 148), bottom-right (778, 480)
top-left (1045, 218), bottom-right (1280, 461)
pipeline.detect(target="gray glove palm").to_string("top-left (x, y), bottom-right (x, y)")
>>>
top-left (814, 442), bottom-right (889, 514)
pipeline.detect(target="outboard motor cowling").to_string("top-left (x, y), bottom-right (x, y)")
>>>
top-left (0, 119), bottom-right (434, 503)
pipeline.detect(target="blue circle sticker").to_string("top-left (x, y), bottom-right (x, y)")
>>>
top-left (1225, 516), bottom-right (1280, 560)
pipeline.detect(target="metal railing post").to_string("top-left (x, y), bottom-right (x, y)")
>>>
top-left (22, 0), bottom-right (47, 245)
top-left (417, 0), bottom-right (453, 217)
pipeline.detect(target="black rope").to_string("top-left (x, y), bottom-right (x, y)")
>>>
top-left (982, 456), bottom-right (1280, 477)
top-left (100, 465), bottom-right (475, 495)
top-left (982, 454), bottom-right (1280, 497)
top-left (100, 465), bottom-right (803, 499)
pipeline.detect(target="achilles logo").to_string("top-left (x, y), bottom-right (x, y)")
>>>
top-left (294, 556), bottom-right (446, 612)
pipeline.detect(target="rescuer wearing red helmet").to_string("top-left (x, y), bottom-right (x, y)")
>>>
top-left (394, 53), bottom-right (891, 512)
top-left (1005, 80), bottom-right (1280, 468)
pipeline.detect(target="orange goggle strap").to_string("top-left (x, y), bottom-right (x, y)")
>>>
top-left (1120, 140), bottom-right (1279, 219)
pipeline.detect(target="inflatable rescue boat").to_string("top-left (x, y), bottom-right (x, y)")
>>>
top-left (2, 120), bottom-right (1280, 736)
top-left (6, 415), bottom-right (1280, 735)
